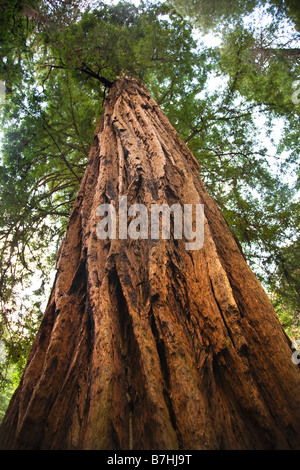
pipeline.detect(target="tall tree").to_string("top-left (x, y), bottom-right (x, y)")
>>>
top-left (1, 0), bottom-right (300, 446)
top-left (1, 77), bottom-right (300, 450)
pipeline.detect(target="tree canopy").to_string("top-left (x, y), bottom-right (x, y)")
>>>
top-left (0, 0), bottom-right (299, 410)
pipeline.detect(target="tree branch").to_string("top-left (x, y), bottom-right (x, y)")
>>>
top-left (80, 63), bottom-right (114, 88)
top-left (23, 4), bottom-right (47, 25)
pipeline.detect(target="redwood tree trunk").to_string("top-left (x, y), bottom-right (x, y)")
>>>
top-left (1, 78), bottom-right (300, 450)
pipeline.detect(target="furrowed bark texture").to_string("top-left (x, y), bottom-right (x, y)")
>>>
top-left (1, 78), bottom-right (300, 450)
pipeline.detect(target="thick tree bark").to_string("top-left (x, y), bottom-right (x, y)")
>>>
top-left (1, 78), bottom-right (300, 450)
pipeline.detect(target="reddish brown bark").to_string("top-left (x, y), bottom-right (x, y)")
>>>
top-left (1, 78), bottom-right (300, 450)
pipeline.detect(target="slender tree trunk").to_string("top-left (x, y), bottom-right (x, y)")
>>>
top-left (252, 47), bottom-right (300, 59)
top-left (1, 78), bottom-right (300, 450)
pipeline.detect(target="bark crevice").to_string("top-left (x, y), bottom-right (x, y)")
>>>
top-left (148, 307), bottom-right (183, 448)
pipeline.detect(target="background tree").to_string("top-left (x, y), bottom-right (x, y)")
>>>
top-left (168, 0), bottom-right (257, 32)
top-left (169, 0), bottom-right (300, 32)
top-left (170, 0), bottom-right (300, 343)
top-left (217, 9), bottom-right (300, 325)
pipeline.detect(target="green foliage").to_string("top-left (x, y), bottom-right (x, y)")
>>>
top-left (214, 8), bottom-right (300, 326)
top-left (169, 0), bottom-right (300, 32)
top-left (168, 0), bottom-right (258, 31)
top-left (42, 1), bottom-right (199, 89)
top-left (270, 0), bottom-right (300, 31)
top-left (0, 367), bottom-right (19, 424)
top-left (219, 22), bottom-right (300, 112)
top-left (167, 0), bottom-right (300, 338)
top-left (269, 238), bottom-right (300, 340)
